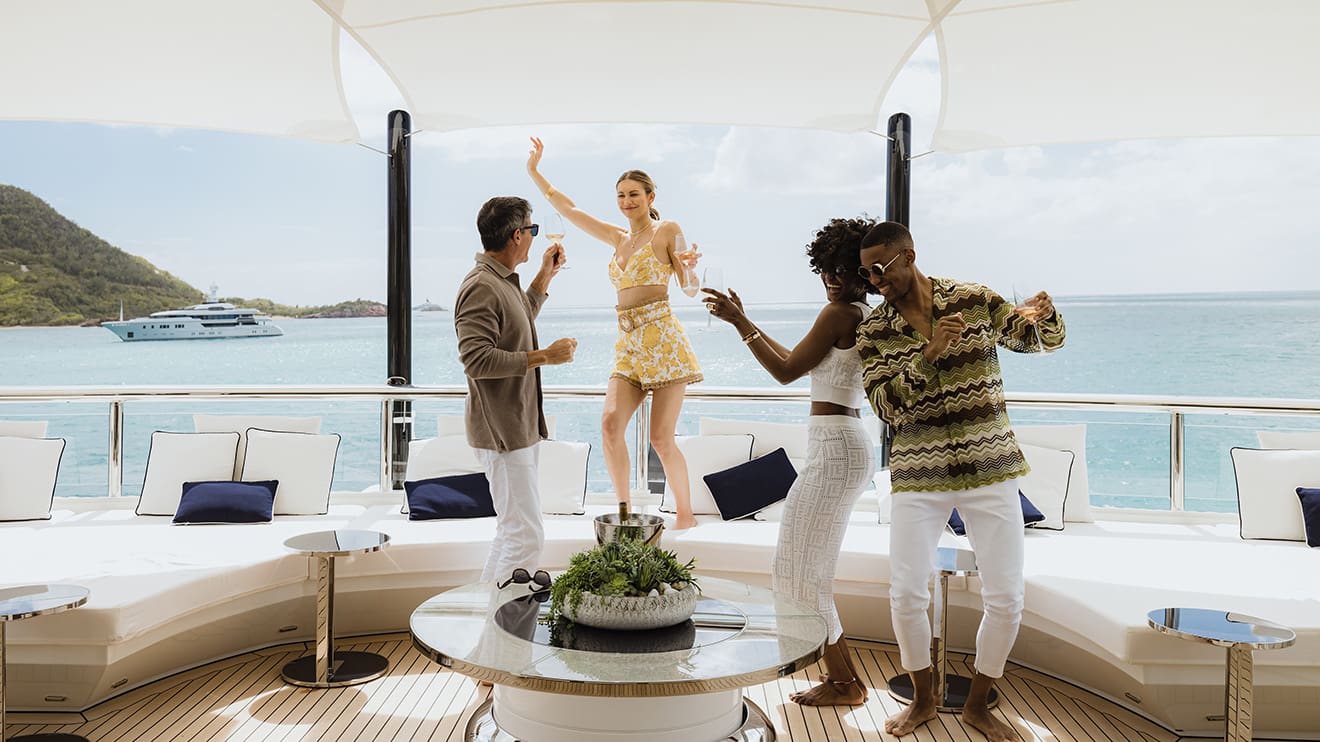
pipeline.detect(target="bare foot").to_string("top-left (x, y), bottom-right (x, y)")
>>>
top-left (962, 705), bottom-right (1020, 741)
top-left (789, 679), bottom-right (867, 706)
top-left (675, 515), bottom-right (698, 530)
top-left (885, 699), bottom-right (937, 736)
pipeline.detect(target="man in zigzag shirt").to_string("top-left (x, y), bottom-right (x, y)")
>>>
top-left (856, 221), bottom-right (1064, 742)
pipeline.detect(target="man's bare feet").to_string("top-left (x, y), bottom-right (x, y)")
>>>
top-left (885, 699), bottom-right (937, 736)
top-left (789, 678), bottom-right (867, 706)
top-left (962, 705), bottom-right (1020, 741)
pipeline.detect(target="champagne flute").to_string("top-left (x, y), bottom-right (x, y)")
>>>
top-left (702, 264), bottom-right (724, 328)
top-left (1012, 285), bottom-right (1048, 353)
top-left (545, 213), bottom-right (568, 269)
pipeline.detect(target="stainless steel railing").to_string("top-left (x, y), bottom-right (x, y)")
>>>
top-left (3, 385), bottom-right (1320, 509)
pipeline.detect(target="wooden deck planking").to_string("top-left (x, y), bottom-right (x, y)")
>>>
top-left (3, 635), bottom-right (1201, 741)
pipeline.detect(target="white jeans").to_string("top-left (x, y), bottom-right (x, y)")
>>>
top-left (474, 445), bottom-right (544, 583)
top-left (889, 477), bottom-right (1024, 678)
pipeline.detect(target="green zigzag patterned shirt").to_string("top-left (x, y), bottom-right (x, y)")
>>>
top-left (858, 277), bottom-right (1066, 493)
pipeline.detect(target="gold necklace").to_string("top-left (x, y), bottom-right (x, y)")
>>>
top-left (627, 220), bottom-right (655, 252)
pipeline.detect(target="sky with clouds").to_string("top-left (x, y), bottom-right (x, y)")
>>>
top-left (1, 35), bottom-right (1317, 308)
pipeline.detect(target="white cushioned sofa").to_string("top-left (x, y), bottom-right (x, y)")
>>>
top-left (3, 420), bottom-right (1319, 739)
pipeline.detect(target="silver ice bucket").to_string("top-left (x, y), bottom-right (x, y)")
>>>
top-left (593, 512), bottom-right (665, 546)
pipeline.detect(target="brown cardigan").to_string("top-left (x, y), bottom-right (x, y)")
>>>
top-left (453, 252), bottom-right (549, 452)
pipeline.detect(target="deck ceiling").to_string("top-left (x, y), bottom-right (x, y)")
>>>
top-left (2, 1), bottom-right (1319, 150)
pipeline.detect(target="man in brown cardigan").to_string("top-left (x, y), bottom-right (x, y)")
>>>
top-left (455, 196), bottom-right (576, 583)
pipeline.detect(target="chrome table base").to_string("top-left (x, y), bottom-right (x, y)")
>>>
top-left (464, 696), bottom-right (775, 741)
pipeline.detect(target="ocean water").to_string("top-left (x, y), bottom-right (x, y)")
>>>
top-left (4, 291), bottom-right (1320, 511)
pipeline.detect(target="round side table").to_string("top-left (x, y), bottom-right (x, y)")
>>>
top-left (1147, 607), bottom-right (1295, 742)
top-left (887, 546), bottom-right (999, 712)
top-left (1, 584), bottom-right (90, 742)
top-left (280, 529), bottom-right (391, 688)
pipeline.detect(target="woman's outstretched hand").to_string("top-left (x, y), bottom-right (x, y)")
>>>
top-left (527, 136), bottom-right (544, 174)
top-left (702, 287), bottom-right (747, 325)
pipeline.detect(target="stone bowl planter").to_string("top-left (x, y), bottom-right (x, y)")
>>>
top-left (562, 586), bottom-right (698, 630)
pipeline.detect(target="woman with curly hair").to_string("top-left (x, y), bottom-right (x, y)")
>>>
top-left (703, 216), bottom-right (878, 706)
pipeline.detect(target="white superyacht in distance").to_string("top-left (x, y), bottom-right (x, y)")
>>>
top-left (102, 288), bottom-right (282, 341)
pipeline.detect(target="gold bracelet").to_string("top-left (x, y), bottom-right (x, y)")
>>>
top-left (741, 330), bottom-right (761, 344)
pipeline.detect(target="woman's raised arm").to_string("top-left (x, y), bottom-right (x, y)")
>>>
top-left (527, 137), bottom-right (623, 248)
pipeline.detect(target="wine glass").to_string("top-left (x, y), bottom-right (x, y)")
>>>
top-left (545, 213), bottom-right (568, 269)
top-left (675, 233), bottom-right (699, 294)
top-left (1012, 285), bottom-right (1048, 353)
top-left (702, 265), bottom-right (724, 328)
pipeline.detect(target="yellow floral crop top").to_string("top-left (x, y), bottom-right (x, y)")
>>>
top-left (608, 243), bottom-right (672, 290)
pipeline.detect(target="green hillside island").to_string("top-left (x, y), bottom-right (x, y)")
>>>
top-left (0, 185), bottom-right (399, 327)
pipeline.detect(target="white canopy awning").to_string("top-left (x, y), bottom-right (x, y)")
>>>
top-left (932, 0), bottom-right (1320, 152)
top-left (0, 0), bottom-right (359, 143)
top-left (3, 1), bottom-right (1319, 151)
top-left (328, 0), bottom-right (938, 133)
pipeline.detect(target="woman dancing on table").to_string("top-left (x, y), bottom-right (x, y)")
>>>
top-left (527, 137), bottom-right (703, 530)
top-left (703, 217), bottom-right (878, 706)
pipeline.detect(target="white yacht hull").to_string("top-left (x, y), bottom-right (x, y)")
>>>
top-left (102, 318), bottom-right (282, 341)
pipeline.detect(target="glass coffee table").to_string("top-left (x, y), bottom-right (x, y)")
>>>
top-left (410, 576), bottom-right (827, 742)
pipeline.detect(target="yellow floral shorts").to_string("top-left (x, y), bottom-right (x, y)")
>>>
top-left (612, 298), bottom-right (703, 391)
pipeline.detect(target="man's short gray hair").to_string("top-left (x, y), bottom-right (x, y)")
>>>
top-left (477, 196), bottom-right (532, 252)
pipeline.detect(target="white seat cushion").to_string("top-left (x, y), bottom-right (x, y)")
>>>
top-left (137, 432), bottom-right (241, 515)
top-left (0, 420), bottom-right (48, 438)
top-left (1013, 424), bottom-right (1092, 522)
top-left (660, 434), bottom-right (754, 515)
top-left (1230, 447), bottom-right (1320, 541)
top-left (193, 414), bottom-right (321, 478)
top-left (0, 436), bottom-right (65, 521)
top-left (406, 437), bottom-right (589, 515)
top-left (240, 429), bottom-right (340, 515)
top-left (407, 435), bottom-right (483, 479)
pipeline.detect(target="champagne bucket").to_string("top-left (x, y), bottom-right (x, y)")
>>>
top-left (593, 513), bottom-right (665, 546)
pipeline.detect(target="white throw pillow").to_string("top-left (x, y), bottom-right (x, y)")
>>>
top-left (660, 434), bottom-right (754, 515)
top-left (194, 414), bottom-right (321, 478)
top-left (1257, 431), bottom-right (1320, 449)
top-left (1230, 447), bottom-right (1320, 541)
top-left (0, 420), bottom-right (48, 438)
top-left (137, 432), bottom-right (241, 515)
top-left (438, 414), bottom-right (556, 439)
top-left (1018, 444), bottom-right (1075, 531)
top-left (240, 429), bottom-right (340, 515)
top-left (699, 418), bottom-right (807, 460)
top-left (406, 435), bottom-right (483, 480)
top-left (1013, 424), bottom-right (1092, 522)
top-left (0, 436), bottom-right (65, 521)
top-left (538, 440), bottom-right (590, 515)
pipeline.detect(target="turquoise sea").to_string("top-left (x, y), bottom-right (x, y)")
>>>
top-left (4, 291), bottom-right (1320, 511)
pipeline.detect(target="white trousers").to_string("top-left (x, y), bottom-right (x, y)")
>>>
top-left (773, 416), bottom-right (876, 644)
top-left (889, 477), bottom-right (1024, 678)
top-left (475, 445), bottom-right (544, 583)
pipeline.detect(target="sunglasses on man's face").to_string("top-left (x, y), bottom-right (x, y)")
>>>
top-left (497, 568), bottom-right (551, 591)
top-left (857, 251), bottom-right (905, 281)
top-left (516, 224), bottom-right (540, 237)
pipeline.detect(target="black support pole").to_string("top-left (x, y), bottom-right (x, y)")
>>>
top-left (879, 112), bottom-right (912, 468)
top-left (386, 110), bottom-right (413, 489)
top-left (886, 112), bottom-right (911, 226)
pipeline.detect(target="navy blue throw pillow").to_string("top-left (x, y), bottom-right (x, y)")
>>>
top-left (1296, 487), bottom-right (1320, 547)
top-left (173, 480), bottom-right (278, 524)
top-left (948, 491), bottom-right (1045, 536)
top-left (703, 448), bottom-right (797, 521)
top-left (405, 473), bottom-right (495, 520)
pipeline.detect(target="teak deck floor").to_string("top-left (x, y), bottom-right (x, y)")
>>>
top-left (4, 634), bottom-right (1201, 741)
